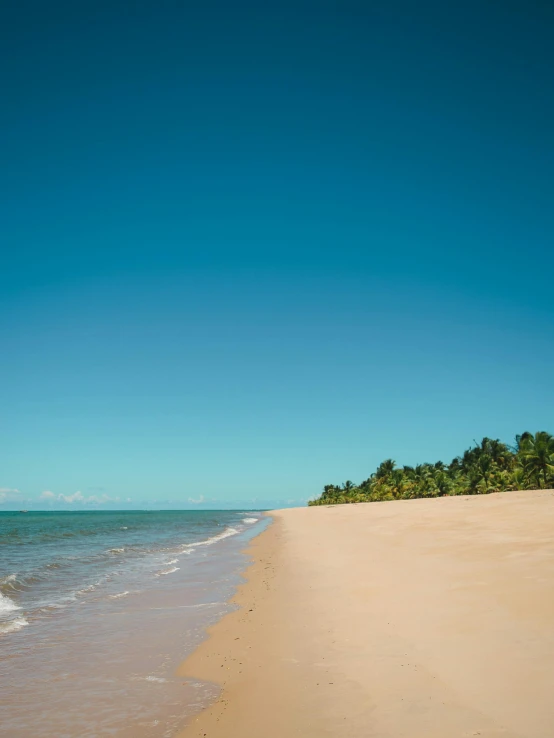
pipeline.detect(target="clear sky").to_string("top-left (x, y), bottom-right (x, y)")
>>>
top-left (1, 1), bottom-right (553, 510)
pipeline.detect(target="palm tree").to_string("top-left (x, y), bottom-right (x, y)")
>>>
top-left (518, 432), bottom-right (554, 489)
top-left (449, 457), bottom-right (462, 472)
top-left (320, 484), bottom-right (340, 501)
top-left (390, 468), bottom-right (406, 497)
top-left (514, 432), bottom-right (533, 452)
top-left (487, 439), bottom-right (512, 468)
top-left (511, 465), bottom-right (528, 491)
top-left (433, 470), bottom-right (452, 496)
top-left (375, 459), bottom-right (395, 479)
top-left (310, 430), bottom-right (552, 506)
top-left (460, 447), bottom-right (478, 471)
top-left (341, 480), bottom-right (357, 494)
top-left (475, 453), bottom-right (505, 493)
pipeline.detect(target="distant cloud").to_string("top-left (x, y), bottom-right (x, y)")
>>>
top-left (188, 494), bottom-right (205, 505)
top-left (43, 490), bottom-right (121, 506)
top-left (1, 487), bottom-right (133, 509)
top-left (57, 491), bottom-right (85, 504)
top-left (0, 487), bottom-right (21, 504)
top-left (86, 493), bottom-right (112, 504)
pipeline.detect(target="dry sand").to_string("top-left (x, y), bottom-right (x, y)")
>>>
top-left (177, 490), bottom-right (554, 737)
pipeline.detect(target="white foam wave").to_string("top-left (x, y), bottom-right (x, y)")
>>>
top-left (182, 526), bottom-right (239, 551)
top-left (164, 558), bottom-right (179, 565)
top-left (155, 566), bottom-right (180, 577)
top-left (109, 591), bottom-right (130, 599)
top-left (176, 602), bottom-right (223, 609)
top-left (0, 617), bottom-right (28, 634)
top-left (75, 581), bottom-right (101, 596)
top-left (120, 526), bottom-right (128, 530)
top-left (43, 594), bottom-right (78, 610)
top-left (131, 675), bottom-right (168, 683)
top-left (242, 517), bottom-right (258, 524)
top-left (0, 573), bottom-right (17, 585)
top-left (107, 548), bottom-right (125, 554)
top-left (0, 591), bottom-right (20, 614)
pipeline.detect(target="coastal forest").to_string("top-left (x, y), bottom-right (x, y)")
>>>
top-left (309, 431), bottom-right (554, 505)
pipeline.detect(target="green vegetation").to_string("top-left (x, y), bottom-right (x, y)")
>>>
top-left (308, 431), bottom-right (554, 506)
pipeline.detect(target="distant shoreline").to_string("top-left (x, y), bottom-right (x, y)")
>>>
top-left (176, 489), bottom-right (554, 737)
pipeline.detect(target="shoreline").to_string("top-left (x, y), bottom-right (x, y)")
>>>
top-left (0, 511), bottom-right (268, 738)
top-left (175, 490), bottom-right (554, 738)
top-left (174, 512), bottom-right (288, 736)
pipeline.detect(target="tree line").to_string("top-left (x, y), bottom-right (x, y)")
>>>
top-left (308, 431), bottom-right (554, 506)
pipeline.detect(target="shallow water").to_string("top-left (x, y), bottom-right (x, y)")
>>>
top-left (0, 510), bottom-right (269, 737)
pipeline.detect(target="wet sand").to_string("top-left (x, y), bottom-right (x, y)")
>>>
top-left (177, 490), bottom-right (554, 738)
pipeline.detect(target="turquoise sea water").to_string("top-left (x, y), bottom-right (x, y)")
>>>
top-left (0, 509), bottom-right (268, 737)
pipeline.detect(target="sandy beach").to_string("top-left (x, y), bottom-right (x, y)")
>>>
top-left (177, 489), bottom-right (554, 738)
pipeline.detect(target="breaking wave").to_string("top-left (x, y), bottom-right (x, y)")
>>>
top-left (0, 591), bottom-right (20, 614)
top-left (181, 526), bottom-right (238, 551)
top-left (0, 617), bottom-right (28, 634)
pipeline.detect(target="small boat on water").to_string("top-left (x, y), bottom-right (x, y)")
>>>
top-left (19, 510), bottom-right (28, 513)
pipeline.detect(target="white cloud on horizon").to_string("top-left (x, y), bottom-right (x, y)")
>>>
top-left (187, 494), bottom-right (205, 505)
top-left (43, 490), bottom-right (132, 507)
top-left (0, 487), bottom-right (137, 509)
top-left (0, 487), bottom-right (22, 504)
top-left (58, 491), bottom-right (85, 504)
top-left (86, 493), bottom-right (113, 505)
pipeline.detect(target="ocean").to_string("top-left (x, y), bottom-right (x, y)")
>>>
top-left (0, 509), bottom-right (269, 737)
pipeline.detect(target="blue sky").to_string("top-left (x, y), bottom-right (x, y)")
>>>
top-left (1, 1), bottom-right (553, 509)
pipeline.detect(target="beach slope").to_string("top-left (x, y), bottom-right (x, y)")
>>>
top-left (177, 490), bottom-right (554, 737)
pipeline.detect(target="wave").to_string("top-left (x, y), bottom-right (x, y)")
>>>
top-left (0, 591), bottom-right (20, 614)
top-left (0, 617), bottom-right (28, 634)
top-left (155, 566), bottom-right (180, 577)
top-left (1, 568), bottom-right (70, 595)
top-left (109, 591), bottom-right (130, 599)
top-left (75, 581), bottom-right (102, 596)
top-left (182, 526), bottom-right (239, 551)
top-left (0, 572), bottom-right (37, 593)
top-left (39, 599), bottom-right (76, 612)
top-left (242, 517), bottom-right (258, 524)
top-left (107, 548), bottom-right (125, 554)
top-left (175, 602), bottom-right (223, 609)
top-left (0, 591), bottom-right (25, 635)
top-left (0, 574), bottom-right (20, 594)
top-left (164, 559), bottom-right (179, 565)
